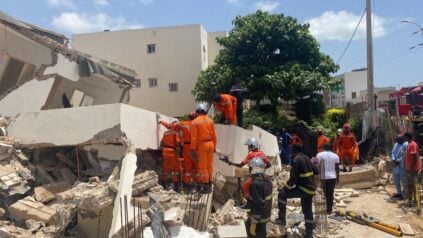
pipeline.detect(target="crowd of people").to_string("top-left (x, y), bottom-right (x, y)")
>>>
top-left (157, 98), bottom-right (420, 237)
top-left (391, 132), bottom-right (421, 207)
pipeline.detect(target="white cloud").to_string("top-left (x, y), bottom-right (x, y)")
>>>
top-left (52, 12), bottom-right (143, 34)
top-left (46, 0), bottom-right (76, 8)
top-left (226, 0), bottom-right (240, 4)
top-left (93, 0), bottom-right (109, 6)
top-left (254, 1), bottom-right (279, 12)
top-left (139, 0), bottom-right (153, 5)
top-left (306, 11), bottom-right (387, 41)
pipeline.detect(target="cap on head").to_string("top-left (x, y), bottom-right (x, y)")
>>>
top-left (245, 138), bottom-right (259, 151)
top-left (195, 103), bottom-right (208, 114)
top-left (249, 157), bottom-right (266, 174)
top-left (213, 94), bottom-right (222, 102)
top-left (337, 128), bottom-right (343, 134)
top-left (188, 111), bottom-right (197, 120)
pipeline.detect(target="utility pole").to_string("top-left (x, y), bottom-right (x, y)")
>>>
top-left (366, 0), bottom-right (375, 113)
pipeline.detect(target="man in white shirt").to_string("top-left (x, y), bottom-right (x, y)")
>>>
top-left (315, 143), bottom-right (340, 214)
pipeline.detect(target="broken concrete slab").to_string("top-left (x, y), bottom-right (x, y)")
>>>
top-left (9, 196), bottom-right (57, 224)
top-left (214, 124), bottom-right (281, 177)
top-left (339, 165), bottom-right (378, 189)
top-left (34, 186), bottom-right (55, 203)
top-left (143, 225), bottom-right (210, 238)
top-left (399, 223), bottom-right (415, 236)
top-left (164, 207), bottom-right (184, 227)
top-left (7, 103), bottom-right (173, 150)
top-left (217, 222), bottom-right (247, 238)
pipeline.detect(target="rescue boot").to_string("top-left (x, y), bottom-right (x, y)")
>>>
top-left (304, 222), bottom-right (314, 238)
top-left (349, 166), bottom-right (352, 172)
top-left (342, 166), bottom-right (347, 173)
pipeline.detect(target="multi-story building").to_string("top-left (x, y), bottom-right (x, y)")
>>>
top-left (72, 25), bottom-right (226, 117)
top-left (327, 68), bottom-right (396, 109)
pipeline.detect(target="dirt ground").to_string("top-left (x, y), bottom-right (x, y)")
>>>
top-left (322, 185), bottom-right (423, 238)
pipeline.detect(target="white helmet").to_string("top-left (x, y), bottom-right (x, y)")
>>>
top-left (249, 157), bottom-right (266, 174)
top-left (195, 103), bottom-right (208, 114)
top-left (245, 138), bottom-right (259, 151)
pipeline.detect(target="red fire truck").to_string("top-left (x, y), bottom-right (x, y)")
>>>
top-left (389, 86), bottom-right (423, 116)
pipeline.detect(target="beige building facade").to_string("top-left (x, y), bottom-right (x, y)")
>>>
top-left (72, 25), bottom-right (226, 117)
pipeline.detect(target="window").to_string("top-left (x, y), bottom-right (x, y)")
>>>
top-left (147, 44), bottom-right (156, 54)
top-left (352, 92), bottom-right (357, 99)
top-left (149, 78), bottom-right (158, 88)
top-left (70, 89), bottom-right (95, 107)
top-left (169, 83), bottom-right (178, 92)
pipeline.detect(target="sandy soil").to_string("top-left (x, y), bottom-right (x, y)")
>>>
top-left (323, 185), bottom-right (423, 238)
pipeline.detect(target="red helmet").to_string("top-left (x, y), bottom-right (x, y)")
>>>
top-left (343, 123), bottom-right (351, 130)
top-left (188, 111), bottom-right (197, 120)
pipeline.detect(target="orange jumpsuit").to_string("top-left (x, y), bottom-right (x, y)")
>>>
top-left (190, 114), bottom-right (217, 184)
top-left (215, 94), bottom-right (237, 125)
top-left (160, 121), bottom-right (196, 183)
top-left (161, 130), bottom-right (181, 183)
top-left (317, 135), bottom-right (330, 153)
top-left (338, 132), bottom-right (358, 166)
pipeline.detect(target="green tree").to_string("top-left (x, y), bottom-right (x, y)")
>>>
top-left (193, 11), bottom-right (338, 106)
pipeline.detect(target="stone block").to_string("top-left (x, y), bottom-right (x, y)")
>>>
top-left (217, 222), bottom-right (247, 238)
top-left (34, 186), bottom-right (55, 203)
top-left (399, 223), bottom-right (415, 236)
top-left (8, 197), bottom-right (57, 224)
top-left (164, 207), bottom-right (184, 227)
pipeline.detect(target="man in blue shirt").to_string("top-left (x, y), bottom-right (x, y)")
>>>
top-left (278, 128), bottom-right (292, 165)
top-left (391, 134), bottom-right (408, 199)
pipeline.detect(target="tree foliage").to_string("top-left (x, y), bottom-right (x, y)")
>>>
top-left (193, 11), bottom-right (339, 104)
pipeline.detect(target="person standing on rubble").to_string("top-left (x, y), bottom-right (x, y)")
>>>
top-left (317, 128), bottom-right (330, 153)
top-left (213, 93), bottom-right (237, 125)
top-left (159, 121), bottom-right (182, 191)
top-left (190, 103), bottom-right (217, 193)
top-left (337, 123), bottom-right (358, 172)
top-left (229, 79), bottom-right (248, 126)
top-left (404, 132), bottom-right (420, 206)
top-left (160, 112), bottom-right (198, 192)
top-left (243, 157), bottom-right (273, 238)
top-left (274, 144), bottom-right (319, 238)
top-left (315, 143), bottom-right (340, 214)
top-left (391, 134), bottom-right (408, 199)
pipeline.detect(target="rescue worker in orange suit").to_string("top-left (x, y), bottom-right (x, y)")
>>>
top-left (221, 138), bottom-right (271, 199)
top-left (159, 122), bottom-right (182, 190)
top-left (213, 94), bottom-right (238, 125)
top-left (317, 128), bottom-right (330, 153)
top-left (190, 103), bottom-right (217, 193)
top-left (333, 128), bottom-right (343, 154)
top-left (242, 157), bottom-right (272, 238)
top-left (338, 123), bottom-right (359, 172)
top-left (160, 112), bottom-right (198, 191)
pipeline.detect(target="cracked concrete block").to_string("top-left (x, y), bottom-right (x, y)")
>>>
top-left (164, 207), bottom-right (184, 227)
top-left (217, 222), bottom-right (247, 238)
top-left (34, 186), bottom-right (55, 203)
top-left (9, 197), bottom-right (57, 224)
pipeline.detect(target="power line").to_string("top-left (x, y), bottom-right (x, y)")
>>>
top-left (336, 8), bottom-right (366, 64)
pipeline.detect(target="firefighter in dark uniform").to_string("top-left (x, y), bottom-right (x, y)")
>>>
top-left (274, 144), bottom-right (319, 238)
top-left (243, 157), bottom-right (273, 238)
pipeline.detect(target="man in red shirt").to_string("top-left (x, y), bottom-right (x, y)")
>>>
top-left (404, 132), bottom-right (421, 207)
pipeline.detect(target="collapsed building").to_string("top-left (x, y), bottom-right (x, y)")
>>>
top-left (0, 10), bottom-right (285, 238)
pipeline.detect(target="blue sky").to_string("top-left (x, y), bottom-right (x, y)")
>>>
top-left (1, 0), bottom-right (422, 88)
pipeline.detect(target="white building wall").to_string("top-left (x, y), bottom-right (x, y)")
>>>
top-left (73, 25), bottom-right (221, 117)
top-left (344, 70), bottom-right (367, 104)
top-left (207, 31), bottom-right (227, 65)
